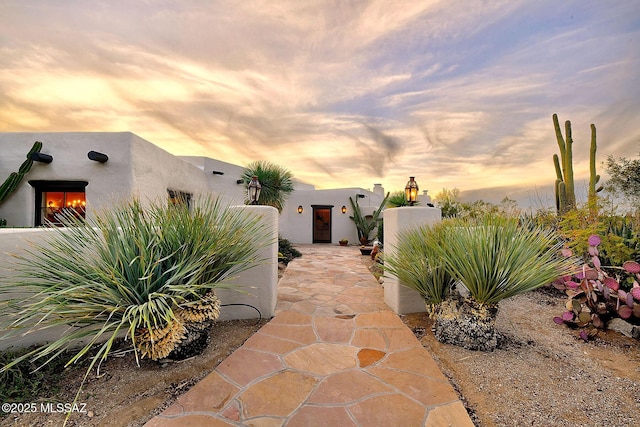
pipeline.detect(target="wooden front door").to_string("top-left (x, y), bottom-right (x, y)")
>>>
top-left (312, 205), bottom-right (333, 243)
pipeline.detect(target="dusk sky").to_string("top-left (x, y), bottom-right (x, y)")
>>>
top-left (1, 1), bottom-right (639, 209)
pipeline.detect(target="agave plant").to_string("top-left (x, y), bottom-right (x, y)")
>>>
top-left (0, 195), bottom-right (271, 380)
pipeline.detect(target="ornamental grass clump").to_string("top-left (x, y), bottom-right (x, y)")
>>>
top-left (384, 223), bottom-right (455, 308)
top-left (387, 215), bottom-right (578, 350)
top-left (0, 195), bottom-right (271, 387)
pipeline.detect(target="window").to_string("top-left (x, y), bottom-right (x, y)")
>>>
top-left (29, 181), bottom-right (88, 226)
top-left (168, 190), bottom-right (192, 209)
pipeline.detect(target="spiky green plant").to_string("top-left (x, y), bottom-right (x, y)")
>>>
top-left (385, 224), bottom-right (455, 306)
top-left (0, 195), bottom-right (271, 404)
top-left (386, 191), bottom-right (420, 208)
top-left (348, 192), bottom-right (390, 244)
top-left (432, 215), bottom-right (578, 305)
top-left (240, 161), bottom-right (294, 212)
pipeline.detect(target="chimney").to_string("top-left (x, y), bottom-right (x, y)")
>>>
top-left (373, 183), bottom-right (384, 196)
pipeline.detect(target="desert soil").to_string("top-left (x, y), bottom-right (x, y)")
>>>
top-left (4, 260), bottom-right (640, 427)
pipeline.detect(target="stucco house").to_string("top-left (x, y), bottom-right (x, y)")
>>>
top-left (0, 132), bottom-right (389, 244)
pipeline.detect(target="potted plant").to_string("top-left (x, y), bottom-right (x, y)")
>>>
top-left (339, 238), bottom-right (349, 246)
top-left (349, 192), bottom-right (389, 246)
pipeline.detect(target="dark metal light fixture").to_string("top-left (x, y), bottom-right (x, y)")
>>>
top-left (212, 170), bottom-right (224, 175)
top-left (87, 150), bottom-right (108, 163)
top-left (356, 194), bottom-right (365, 199)
top-left (30, 152), bottom-right (53, 163)
top-left (236, 179), bottom-right (244, 184)
top-left (247, 176), bottom-right (261, 205)
top-left (405, 176), bottom-right (419, 206)
top-left (341, 205), bottom-right (347, 214)
top-left (297, 205), bottom-right (303, 214)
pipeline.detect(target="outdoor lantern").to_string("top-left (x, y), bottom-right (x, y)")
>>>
top-left (405, 176), bottom-right (419, 206)
top-left (341, 205), bottom-right (347, 214)
top-left (247, 175), bottom-right (261, 205)
top-left (297, 205), bottom-right (303, 214)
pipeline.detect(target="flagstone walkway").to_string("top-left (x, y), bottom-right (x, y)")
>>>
top-left (145, 245), bottom-right (474, 427)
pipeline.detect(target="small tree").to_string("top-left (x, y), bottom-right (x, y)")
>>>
top-left (240, 161), bottom-right (294, 212)
top-left (433, 188), bottom-right (462, 218)
top-left (605, 152), bottom-right (640, 210)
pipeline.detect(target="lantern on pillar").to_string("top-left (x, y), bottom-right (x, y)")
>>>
top-left (404, 177), bottom-right (419, 206)
top-left (248, 176), bottom-right (261, 205)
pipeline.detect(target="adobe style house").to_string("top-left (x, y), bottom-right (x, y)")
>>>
top-left (0, 132), bottom-right (388, 244)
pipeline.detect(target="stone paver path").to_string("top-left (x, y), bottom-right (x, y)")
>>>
top-left (145, 245), bottom-right (473, 426)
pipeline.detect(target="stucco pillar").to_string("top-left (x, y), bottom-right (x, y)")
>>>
top-left (383, 206), bottom-right (441, 314)
top-left (217, 205), bottom-right (279, 321)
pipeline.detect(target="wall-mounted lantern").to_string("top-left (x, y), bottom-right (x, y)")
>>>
top-left (87, 151), bottom-right (109, 163)
top-left (297, 205), bottom-right (303, 214)
top-left (341, 205), bottom-right (347, 214)
top-left (247, 176), bottom-right (261, 205)
top-left (236, 179), bottom-right (244, 185)
top-left (30, 152), bottom-right (53, 163)
top-left (212, 170), bottom-right (224, 175)
top-left (405, 176), bottom-right (419, 206)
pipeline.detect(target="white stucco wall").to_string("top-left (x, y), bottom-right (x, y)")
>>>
top-left (0, 132), bottom-right (218, 227)
top-left (280, 188), bottom-right (387, 244)
top-left (0, 132), bottom-right (137, 227)
top-left (383, 206), bottom-right (442, 314)
top-left (179, 156), bottom-right (247, 205)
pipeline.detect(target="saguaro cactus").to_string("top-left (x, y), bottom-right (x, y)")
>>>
top-left (552, 114), bottom-right (601, 214)
top-left (588, 124), bottom-right (603, 210)
top-left (0, 141), bottom-right (43, 205)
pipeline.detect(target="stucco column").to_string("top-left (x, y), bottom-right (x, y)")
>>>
top-left (383, 206), bottom-right (442, 314)
top-left (217, 205), bottom-right (279, 321)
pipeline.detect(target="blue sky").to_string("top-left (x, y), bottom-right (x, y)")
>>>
top-left (1, 1), bottom-right (639, 209)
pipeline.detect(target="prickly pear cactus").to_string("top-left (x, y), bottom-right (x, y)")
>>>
top-left (0, 141), bottom-right (43, 205)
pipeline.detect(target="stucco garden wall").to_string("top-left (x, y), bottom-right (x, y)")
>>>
top-left (0, 206), bottom-right (279, 350)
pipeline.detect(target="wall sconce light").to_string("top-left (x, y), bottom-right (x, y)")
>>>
top-left (212, 170), bottom-right (224, 175)
top-left (247, 176), bottom-right (261, 205)
top-left (87, 150), bottom-right (109, 163)
top-left (297, 205), bottom-right (303, 214)
top-left (356, 194), bottom-right (365, 199)
top-left (236, 179), bottom-right (244, 184)
top-left (341, 205), bottom-right (347, 214)
top-left (405, 176), bottom-right (419, 206)
top-left (30, 152), bottom-right (53, 163)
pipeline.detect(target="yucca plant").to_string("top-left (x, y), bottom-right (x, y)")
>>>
top-left (435, 215), bottom-right (577, 305)
top-left (240, 161), bottom-right (294, 212)
top-left (391, 215), bottom-right (578, 350)
top-left (0, 195), bottom-right (271, 397)
top-left (385, 224), bottom-right (455, 307)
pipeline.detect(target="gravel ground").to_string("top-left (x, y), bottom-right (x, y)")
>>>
top-left (402, 291), bottom-right (640, 427)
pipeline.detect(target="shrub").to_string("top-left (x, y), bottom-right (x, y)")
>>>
top-left (278, 237), bottom-right (301, 265)
top-left (553, 234), bottom-right (640, 340)
top-left (432, 215), bottom-right (577, 305)
top-left (385, 223), bottom-right (455, 306)
top-left (0, 196), bottom-right (270, 380)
